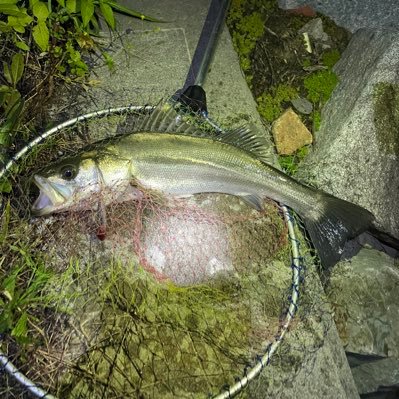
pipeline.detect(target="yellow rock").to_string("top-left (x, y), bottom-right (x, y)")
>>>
top-left (272, 108), bottom-right (313, 155)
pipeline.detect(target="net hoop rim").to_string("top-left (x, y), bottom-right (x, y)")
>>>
top-left (0, 105), bottom-right (302, 399)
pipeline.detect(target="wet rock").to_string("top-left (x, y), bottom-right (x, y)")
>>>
top-left (291, 97), bottom-right (313, 114)
top-left (326, 246), bottom-right (399, 396)
top-left (297, 29), bottom-right (399, 242)
top-left (287, 5), bottom-right (317, 17)
top-left (351, 358), bottom-right (399, 397)
top-left (249, 263), bottom-right (360, 399)
top-left (272, 108), bottom-right (313, 154)
top-left (327, 247), bottom-right (399, 357)
top-left (299, 18), bottom-right (331, 45)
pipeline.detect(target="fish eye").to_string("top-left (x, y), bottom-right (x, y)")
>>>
top-left (60, 165), bottom-right (77, 181)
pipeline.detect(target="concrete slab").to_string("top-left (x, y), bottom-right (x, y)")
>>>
top-left (69, 0), bottom-right (274, 159)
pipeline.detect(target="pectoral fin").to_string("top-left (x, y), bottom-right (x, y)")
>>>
top-left (240, 194), bottom-right (264, 211)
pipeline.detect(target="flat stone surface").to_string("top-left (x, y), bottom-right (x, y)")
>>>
top-left (68, 0), bottom-right (275, 163)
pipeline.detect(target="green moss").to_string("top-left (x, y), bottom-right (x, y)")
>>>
top-left (373, 82), bottom-right (399, 155)
top-left (56, 262), bottom-right (257, 398)
top-left (228, 0), bottom-right (266, 73)
top-left (257, 84), bottom-right (298, 122)
top-left (304, 70), bottom-right (338, 104)
top-left (312, 110), bottom-right (321, 131)
top-left (321, 49), bottom-right (340, 68)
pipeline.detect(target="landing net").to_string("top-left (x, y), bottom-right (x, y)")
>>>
top-left (0, 103), bottom-right (303, 398)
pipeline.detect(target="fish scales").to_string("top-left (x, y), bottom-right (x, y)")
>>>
top-left (31, 103), bottom-right (374, 268)
top-left (112, 133), bottom-right (321, 218)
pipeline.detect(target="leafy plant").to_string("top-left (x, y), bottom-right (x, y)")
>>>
top-left (278, 145), bottom-right (309, 175)
top-left (0, 0), bottom-right (160, 170)
top-left (0, 0), bottom-right (160, 53)
top-left (0, 245), bottom-right (53, 344)
top-left (0, 53), bottom-right (25, 151)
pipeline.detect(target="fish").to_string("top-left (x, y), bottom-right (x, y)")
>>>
top-left (31, 101), bottom-right (374, 268)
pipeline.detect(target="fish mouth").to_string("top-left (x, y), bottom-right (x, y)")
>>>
top-left (32, 175), bottom-right (72, 216)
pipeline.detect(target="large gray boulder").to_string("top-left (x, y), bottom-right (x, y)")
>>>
top-left (326, 247), bottom-right (399, 396)
top-left (298, 29), bottom-right (399, 244)
top-left (249, 264), bottom-right (360, 399)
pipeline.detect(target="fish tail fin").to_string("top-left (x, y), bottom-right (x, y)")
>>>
top-left (303, 193), bottom-right (374, 268)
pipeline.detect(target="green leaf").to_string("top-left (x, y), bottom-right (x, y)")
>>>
top-left (32, 21), bottom-right (49, 51)
top-left (3, 62), bottom-right (12, 85)
top-left (56, 0), bottom-right (65, 6)
top-left (2, 268), bottom-right (19, 298)
top-left (89, 13), bottom-right (99, 34)
top-left (0, 130), bottom-right (10, 146)
top-left (11, 312), bottom-right (28, 341)
top-left (0, 0), bottom-right (19, 4)
top-left (4, 88), bottom-right (21, 114)
top-left (99, 0), bottom-right (114, 29)
top-left (66, 0), bottom-right (76, 13)
top-left (81, 0), bottom-right (94, 27)
top-left (0, 97), bottom-right (23, 142)
top-left (0, 85), bottom-right (11, 106)
top-left (0, 85), bottom-right (10, 107)
top-left (0, 200), bottom-right (11, 243)
top-left (0, 4), bottom-right (22, 15)
top-left (0, 179), bottom-right (12, 194)
top-left (10, 53), bottom-right (24, 86)
top-left (7, 13), bottom-right (33, 33)
top-left (0, 21), bottom-right (12, 32)
top-left (15, 40), bottom-right (30, 51)
top-left (32, 1), bottom-right (49, 21)
top-left (106, 1), bottom-right (163, 22)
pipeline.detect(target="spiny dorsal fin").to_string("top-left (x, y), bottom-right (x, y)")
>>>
top-left (137, 99), bottom-right (274, 165)
top-left (216, 126), bottom-right (274, 165)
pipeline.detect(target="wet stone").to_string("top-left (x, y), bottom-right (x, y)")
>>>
top-left (291, 97), bottom-right (313, 114)
top-left (272, 108), bottom-right (313, 154)
top-left (299, 18), bottom-right (331, 44)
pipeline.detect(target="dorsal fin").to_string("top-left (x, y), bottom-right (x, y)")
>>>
top-left (216, 126), bottom-right (274, 165)
top-left (136, 99), bottom-right (274, 164)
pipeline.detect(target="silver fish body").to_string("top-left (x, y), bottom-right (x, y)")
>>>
top-left (32, 104), bottom-right (374, 267)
